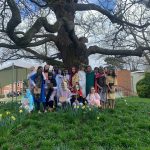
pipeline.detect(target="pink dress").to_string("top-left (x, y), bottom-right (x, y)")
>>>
top-left (86, 93), bottom-right (101, 107)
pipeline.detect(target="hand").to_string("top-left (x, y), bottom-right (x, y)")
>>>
top-left (34, 86), bottom-right (38, 91)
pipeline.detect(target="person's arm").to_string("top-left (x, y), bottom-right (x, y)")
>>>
top-left (86, 94), bottom-right (90, 103)
top-left (96, 93), bottom-right (100, 100)
top-left (42, 72), bottom-right (46, 80)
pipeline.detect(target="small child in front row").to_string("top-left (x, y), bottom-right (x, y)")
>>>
top-left (58, 79), bottom-right (72, 108)
top-left (20, 89), bottom-right (34, 113)
top-left (70, 82), bottom-right (84, 107)
top-left (86, 87), bottom-right (101, 108)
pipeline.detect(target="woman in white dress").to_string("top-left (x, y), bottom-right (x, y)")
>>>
top-left (55, 69), bottom-right (64, 98)
top-left (78, 65), bottom-right (86, 98)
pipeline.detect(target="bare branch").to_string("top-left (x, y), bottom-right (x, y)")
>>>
top-left (75, 3), bottom-right (150, 29)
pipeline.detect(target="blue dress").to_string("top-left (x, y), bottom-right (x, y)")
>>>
top-left (31, 73), bottom-right (46, 102)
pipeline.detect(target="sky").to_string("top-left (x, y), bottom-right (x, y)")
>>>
top-left (88, 0), bottom-right (116, 11)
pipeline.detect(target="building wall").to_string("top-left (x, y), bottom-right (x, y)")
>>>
top-left (131, 72), bottom-right (145, 93)
top-left (116, 70), bottom-right (132, 96)
top-left (0, 81), bottom-right (23, 96)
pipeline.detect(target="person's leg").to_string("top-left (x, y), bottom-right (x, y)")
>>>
top-left (112, 100), bottom-right (115, 109)
top-left (70, 96), bottom-right (75, 106)
top-left (48, 100), bottom-right (54, 112)
top-left (42, 102), bottom-right (47, 112)
top-left (36, 101), bottom-right (41, 113)
top-left (108, 99), bottom-right (111, 109)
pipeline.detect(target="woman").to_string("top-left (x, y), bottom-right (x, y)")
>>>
top-left (97, 67), bottom-right (107, 109)
top-left (46, 72), bottom-right (57, 111)
top-left (78, 65), bottom-right (86, 98)
top-left (70, 67), bottom-right (84, 106)
top-left (55, 69), bottom-right (64, 98)
top-left (86, 66), bottom-right (95, 95)
top-left (30, 66), bottom-right (46, 113)
top-left (106, 69), bottom-right (117, 109)
top-left (86, 87), bottom-right (101, 107)
top-left (70, 66), bottom-right (79, 92)
top-left (63, 69), bottom-right (70, 88)
top-left (94, 67), bottom-right (100, 93)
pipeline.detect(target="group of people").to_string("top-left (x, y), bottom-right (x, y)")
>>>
top-left (24, 64), bottom-right (117, 113)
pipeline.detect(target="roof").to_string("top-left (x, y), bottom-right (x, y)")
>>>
top-left (0, 60), bottom-right (40, 71)
top-left (131, 71), bottom-right (145, 74)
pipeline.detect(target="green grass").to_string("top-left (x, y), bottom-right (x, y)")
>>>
top-left (0, 97), bottom-right (150, 150)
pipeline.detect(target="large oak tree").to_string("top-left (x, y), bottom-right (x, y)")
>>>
top-left (0, 0), bottom-right (150, 67)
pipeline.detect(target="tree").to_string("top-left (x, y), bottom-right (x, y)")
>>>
top-left (0, 0), bottom-right (150, 68)
top-left (104, 56), bottom-right (124, 69)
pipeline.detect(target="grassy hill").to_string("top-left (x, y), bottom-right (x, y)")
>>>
top-left (0, 97), bottom-right (150, 150)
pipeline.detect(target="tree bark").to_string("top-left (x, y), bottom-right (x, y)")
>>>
top-left (53, 2), bottom-right (88, 68)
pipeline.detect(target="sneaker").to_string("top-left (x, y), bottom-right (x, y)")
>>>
top-left (44, 110), bottom-right (47, 113)
top-left (38, 110), bottom-right (41, 114)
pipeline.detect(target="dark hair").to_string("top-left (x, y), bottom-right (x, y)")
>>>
top-left (108, 69), bottom-right (116, 77)
top-left (94, 67), bottom-right (99, 70)
top-left (37, 66), bottom-right (43, 71)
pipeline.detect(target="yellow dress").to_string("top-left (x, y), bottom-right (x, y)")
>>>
top-left (72, 73), bottom-right (79, 87)
top-left (106, 76), bottom-right (117, 100)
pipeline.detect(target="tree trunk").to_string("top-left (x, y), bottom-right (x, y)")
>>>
top-left (53, 2), bottom-right (88, 68)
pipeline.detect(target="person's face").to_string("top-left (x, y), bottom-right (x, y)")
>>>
top-left (81, 67), bottom-right (85, 71)
top-left (91, 88), bottom-right (95, 93)
top-left (94, 68), bottom-right (99, 73)
top-left (109, 70), bottom-right (113, 75)
top-left (65, 70), bottom-right (68, 74)
top-left (72, 67), bottom-right (76, 73)
top-left (104, 67), bottom-right (108, 72)
top-left (58, 70), bottom-right (62, 74)
top-left (38, 67), bottom-right (43, 73)
top-left (44, 65), bottom-right (49, 71)
top-left (87, 66), bottom-right (91, 72)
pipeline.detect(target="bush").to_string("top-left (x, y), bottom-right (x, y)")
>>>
top-left (0, 95), bottom-right (5, 98)
top-left (136, 72), bottom-right (150, 98)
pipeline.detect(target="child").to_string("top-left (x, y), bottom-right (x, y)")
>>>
top-left (86, 87), bottom-right (101, 107)
top-left (20, 89), bottom-right (34, 113)
top-left (70, 82), bottom-right (84, 107)
top-left (58, 79), bottom-right (72, 108)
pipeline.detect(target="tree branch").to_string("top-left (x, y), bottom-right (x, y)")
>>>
top-left (75, 3), bottom-right (150, 29)
top-left (87, 46), bottom-right (149, 57)
top-left (30, 0), bottom-right (48, 8)
top-left (6, 0), bottom-right (62, 47)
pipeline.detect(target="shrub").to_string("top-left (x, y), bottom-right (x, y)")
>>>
top-left (0, 95), bottom-right (5, 98)
top-left (136, 72), bottom-right (150, 98)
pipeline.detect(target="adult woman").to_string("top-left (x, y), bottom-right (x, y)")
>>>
top-left (86, 87), bottom-right (101, 107)
top-left (86, 66), bottom-right (95, 95)
top-left (55, 69), bottom-right (64, 98)
top-left (70, 66), bottom-right (79, 91)
top-left (98, 67), bottom-right (107, 109)
top-left (30, 66), bottom-right (46, 113)
top-left (106, 69), bottom-right (117, 109)
top-left (94, 67), bottom-right (100, 93)
top-left (78, 65), bottom-right (86, 98)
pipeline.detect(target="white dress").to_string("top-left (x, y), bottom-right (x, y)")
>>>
top-left (55, 74), bottom-right (64, 97)
top-left (78, 70), bottom-right (86, 98)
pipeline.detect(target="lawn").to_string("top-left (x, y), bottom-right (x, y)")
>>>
top-left (0, 97), bottom-right (150, 150)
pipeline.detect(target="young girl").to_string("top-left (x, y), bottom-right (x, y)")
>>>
top-left (58, 79), bottom-right (72, 107)
top-left (106, 69), bottom-right (117, 109)
top-left (20, 89), bottom-right (34, 113)
top-left (86, 87), bottom-right (101, 107)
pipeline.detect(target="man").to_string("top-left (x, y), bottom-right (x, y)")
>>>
top-left (86, 66), bottom-right (95, 95)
